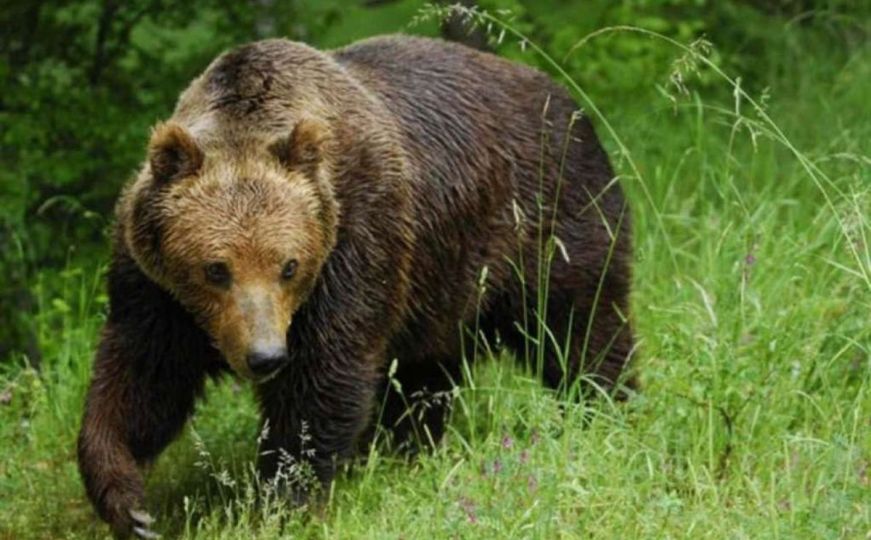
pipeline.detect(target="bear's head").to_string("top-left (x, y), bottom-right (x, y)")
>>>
top-left (121, 118), bottom-right (338, 381)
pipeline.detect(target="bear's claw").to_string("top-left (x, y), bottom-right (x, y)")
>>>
top-left (129, 509), bottom-right (154, 526)
top-left (130, 509), bottom-right (159, 538)
top-left (133, 526), bottom-right (160, 539)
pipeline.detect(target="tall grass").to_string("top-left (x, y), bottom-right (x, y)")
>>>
top-left (0, 6), bottom-right (868, 539)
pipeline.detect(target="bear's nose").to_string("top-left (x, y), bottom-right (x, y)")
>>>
top-left (246, 347), bottom-right (288, 376)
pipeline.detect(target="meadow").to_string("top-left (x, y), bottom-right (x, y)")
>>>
top-left (0, 4), bottom-right (868, 539)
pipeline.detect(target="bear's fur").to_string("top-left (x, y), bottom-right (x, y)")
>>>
top-left (78, 35), bottom-right (635, 536)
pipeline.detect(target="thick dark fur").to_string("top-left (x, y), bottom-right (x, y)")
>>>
top-left (78, 35), bottom-right (634, 536)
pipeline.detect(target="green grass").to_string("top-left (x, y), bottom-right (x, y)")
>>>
top-left (1, 13), bottom-right (869, 540)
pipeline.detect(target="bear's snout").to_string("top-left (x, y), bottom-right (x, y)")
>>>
top-left (246, 345), bottom-right (288, 378)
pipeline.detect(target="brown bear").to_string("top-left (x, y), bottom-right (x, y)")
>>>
top-left (77, 35), bottom-right (635, 537)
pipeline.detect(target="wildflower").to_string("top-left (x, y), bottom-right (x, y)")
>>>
top-left (459, 497), bottom-right (478, 524)
top-left (527, 474), bottom-right (538, 493)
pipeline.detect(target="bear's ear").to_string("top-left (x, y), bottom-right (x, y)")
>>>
top-left (148, 122), bottom-right (204, 184)
top-left (269, 118), bottom-right (329, 176)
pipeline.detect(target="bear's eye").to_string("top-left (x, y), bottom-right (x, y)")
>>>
top-left (281, 259), bottom-right (298, 281)
top-left (204, 262), bottom-right (232, 287)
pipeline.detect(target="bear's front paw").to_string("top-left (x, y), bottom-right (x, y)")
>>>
top-left (100, 487), bottom-right (159, 539)
top-left (128, 509), bottom-right (159, 539)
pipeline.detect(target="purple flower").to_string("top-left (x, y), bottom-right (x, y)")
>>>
top-left (527, 474), bottom-right (538, 492)
top-left (502, 435), bottom-right (514, 449)
top-left (459, 497), bottom-right (478, 524)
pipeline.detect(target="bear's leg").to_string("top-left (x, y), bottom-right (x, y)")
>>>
top-left (498, 278), bottom-right (635, 399)
top-left (545, 289), bottom-right (635, 397)
top-left (78, 323), bottom-right (212, 538)
top-left (375, 359), bottom-right (461, 452)
top-left (255, 360), bottom-right (379, 502)
top-left (535, 264), bottom-right (636, 397)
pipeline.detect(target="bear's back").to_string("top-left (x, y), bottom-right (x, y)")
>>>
top-left (331, 35), bottom-right (567, 141)
top-left (330, 35), bottom-right (599, 198)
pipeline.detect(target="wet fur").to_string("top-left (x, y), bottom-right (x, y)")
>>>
top-left (78, 35), bottom-right (635, 535)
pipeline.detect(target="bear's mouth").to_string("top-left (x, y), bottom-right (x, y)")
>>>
top-left (253, 362), bottom-right (288, 385)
